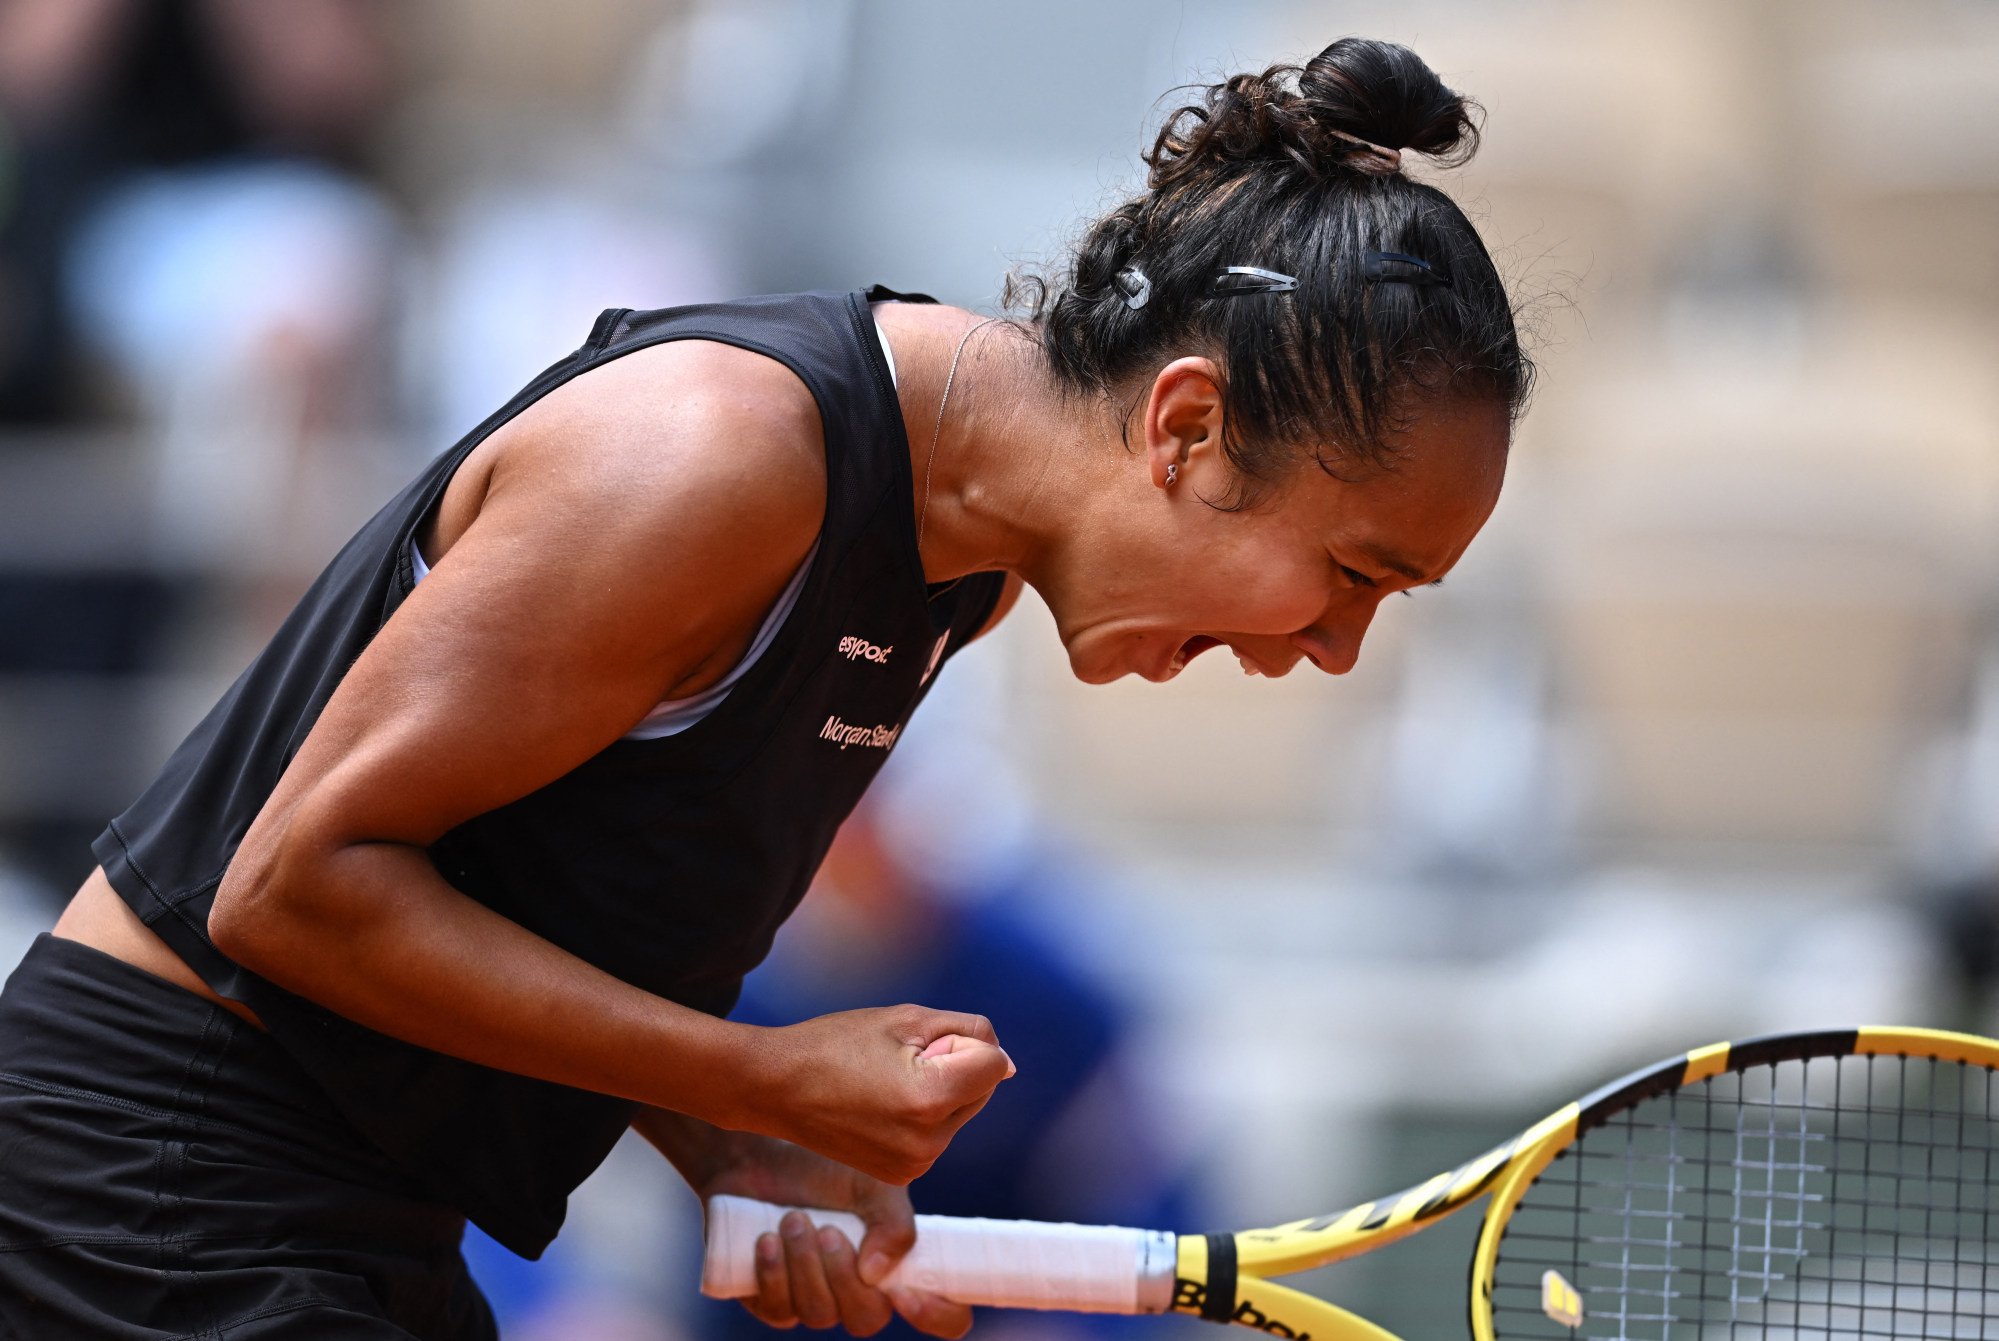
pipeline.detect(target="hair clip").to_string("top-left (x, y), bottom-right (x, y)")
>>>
top-left (1211, 266), bottom-right (1299, 297)
top-left (1115, 266), bottom-right (1153, 310)
top-left (1363, 250), bottom-right (1451, 287)
top-left (1325, 130), bottom-right (1402, 176)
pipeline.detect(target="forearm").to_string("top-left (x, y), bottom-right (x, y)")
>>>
top-left (213, 838), bottom-right (770, 1129)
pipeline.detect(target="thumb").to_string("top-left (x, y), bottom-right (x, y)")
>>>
top-left (916, 1033), bottom-right (1015, 1074)
top-left (856, 1191), bottom-right (916, 1289)
top-left (917, 1036), bottom-right (1016, 1096)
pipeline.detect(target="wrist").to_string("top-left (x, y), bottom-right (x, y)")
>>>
top-left (639, 1008), bottom-right (771, 1130)
top-left (698, 1019), bottom-right (795, 1140)
top-left (631, 1015), bottom-right (803, 1179)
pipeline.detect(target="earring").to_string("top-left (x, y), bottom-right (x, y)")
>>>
top-left (1165, 463), bottom-right (1179, 487)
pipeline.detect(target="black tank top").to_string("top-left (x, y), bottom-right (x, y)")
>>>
top-left (91, 285), bottom-right (1007, 1256)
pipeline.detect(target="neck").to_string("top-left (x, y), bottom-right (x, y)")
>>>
top-left (907, 314), bottom-right (1113, 592)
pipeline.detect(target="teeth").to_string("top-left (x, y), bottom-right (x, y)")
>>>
top-left (1237, 652), bottom-right (1260, 677)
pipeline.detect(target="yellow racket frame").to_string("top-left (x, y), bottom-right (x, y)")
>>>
top-left (1163, 1027), bottom-right (1999, 1340)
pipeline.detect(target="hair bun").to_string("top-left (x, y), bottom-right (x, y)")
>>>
top-left (1297, 38), bottom-right (1479, 167)
top-left (1148, 37), bottom-right (1479, 188)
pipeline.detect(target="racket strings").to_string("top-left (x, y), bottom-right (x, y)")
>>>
top-left (1487, 1054), bottom-right (1999, 1339)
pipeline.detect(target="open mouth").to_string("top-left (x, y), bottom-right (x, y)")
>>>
top-left (1170, 635), bottom-right (1223, 673)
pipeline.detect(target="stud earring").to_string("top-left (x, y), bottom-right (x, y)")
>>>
top-left (1165, 463), bottom-right (1179, 487)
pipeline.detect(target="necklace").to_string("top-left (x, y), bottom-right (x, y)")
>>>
top-left (916, 316), bottom-right (1003, 565)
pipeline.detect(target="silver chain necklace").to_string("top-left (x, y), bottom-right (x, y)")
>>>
top-left (916, 316), bottom-right (1004, 564)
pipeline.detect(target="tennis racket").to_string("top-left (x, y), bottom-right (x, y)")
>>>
top-left (703, 1026), bottom-right (1999, 1339)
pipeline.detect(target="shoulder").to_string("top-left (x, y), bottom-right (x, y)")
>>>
top-left (479, 338), bottom-right (827, 577)
top-left (401, 337), bottom-right (830, 705)
top-left (508, 338), bottom-right (825, 512)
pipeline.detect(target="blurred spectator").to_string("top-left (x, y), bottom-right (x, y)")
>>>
top-left (0, 0), bottom-right (404, 891)
top-left (0, 0), bottom-right (403, 556)
top-left (414, 178), bottom-right (737, 449)
top-left (401, 0), bottom-right (766, 449)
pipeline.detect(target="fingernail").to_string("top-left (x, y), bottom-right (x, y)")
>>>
top-left (861, 1251), bottom-right (892, 1286)
top-left (1001, 1048), bottom-right (1016, 1079)
top-left (757, 1233), bottom-right (780, 1265)
top-left (817, 1225), bottom-right (845, 1254)
top-left (781, 1213), bottom-right (809, 1241)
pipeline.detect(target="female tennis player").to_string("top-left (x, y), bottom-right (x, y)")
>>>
top-left (0, 37), bottom-right (1530, 1341)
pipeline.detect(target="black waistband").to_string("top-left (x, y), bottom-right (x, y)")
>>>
top-left (0, 935), bottom-right (420, 1195)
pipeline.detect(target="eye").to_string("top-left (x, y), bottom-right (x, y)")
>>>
top-left (1337, 563), bottom-right (1377, 589)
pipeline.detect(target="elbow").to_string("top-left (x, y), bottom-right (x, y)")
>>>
top-left (210, 840), bottom-right (290, 975)
top-left (211, 810), bottom-right (338, 979)
top-left (211, 805), bottom-right (409, 990)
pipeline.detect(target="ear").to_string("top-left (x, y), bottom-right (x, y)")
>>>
top-left (1141, 357), bottom-right (1225, 490)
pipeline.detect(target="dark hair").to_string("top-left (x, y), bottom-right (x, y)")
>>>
top-left (1007, 38), bottom-right (1533, 507)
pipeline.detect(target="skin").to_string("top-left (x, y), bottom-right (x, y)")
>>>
top-left (893, 307), bottom-right (1510, 682)
top-left (52, 300), bottom-right (1508, 1337)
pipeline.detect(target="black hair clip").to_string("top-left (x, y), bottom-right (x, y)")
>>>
top-left (1363, 250), bottom-right (1451, 287)
top-left (1211, 265), bottom-right (1299, 297)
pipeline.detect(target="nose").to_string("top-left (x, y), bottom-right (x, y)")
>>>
top-left (1290, 598), bottom-right (1379, 676)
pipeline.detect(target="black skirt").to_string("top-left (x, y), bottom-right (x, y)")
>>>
top-left (0, 934), bottom-right (496, 1340)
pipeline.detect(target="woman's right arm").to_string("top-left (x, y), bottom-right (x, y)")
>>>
top-left (209, 342), bottom-right (1011, 1183)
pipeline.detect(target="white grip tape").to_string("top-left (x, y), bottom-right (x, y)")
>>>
top-left (702, 1195), bottom-right (1171, 1314)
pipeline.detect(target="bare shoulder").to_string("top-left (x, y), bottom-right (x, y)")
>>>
top-left (394, 337), bottom-right (835, 730)
top-left (431, 339), bottom-right (827, 572)
top-left (525, 338), bottom-right (824, 488)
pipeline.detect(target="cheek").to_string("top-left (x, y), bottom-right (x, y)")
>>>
top-left (1164, 511), bottom-right (1325, 626)
top-left (1218, 557), bottom-right (1329, 630)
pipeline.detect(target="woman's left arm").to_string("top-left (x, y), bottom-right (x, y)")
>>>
top-left (634, 1107), bottom-right (972, 1338)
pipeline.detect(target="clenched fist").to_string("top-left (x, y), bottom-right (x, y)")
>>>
top-left (730, 1005), bottom-right (1015, 1184)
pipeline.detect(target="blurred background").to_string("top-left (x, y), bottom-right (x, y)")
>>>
top-left (2, 0), bottom-right (1997, 1336)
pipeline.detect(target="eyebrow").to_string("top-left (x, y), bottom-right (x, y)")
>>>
top-left (1357, 544), bottom-right (1445, 587)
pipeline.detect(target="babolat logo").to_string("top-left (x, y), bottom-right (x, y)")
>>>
top-left (819, 715), bottom-right (901, 752)
top-left (1172, 1281), bottom-right (1310, 1340)
top-left (837, 635), bottom-right (892, 665)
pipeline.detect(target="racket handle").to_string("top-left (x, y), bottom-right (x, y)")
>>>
top-left (701, 1195), bottom-right (1179, 1315)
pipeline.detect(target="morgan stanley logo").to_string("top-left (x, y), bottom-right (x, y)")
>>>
top-left (819, 715), bottom-right (902, 752)
top-left (837, 635), bottom-right (891, 665)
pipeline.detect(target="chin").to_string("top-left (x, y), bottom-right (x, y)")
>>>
top-left (1070, 659), bottom-right (1129, 686)
top-left (1064, 641), bottom-right (1131, 685)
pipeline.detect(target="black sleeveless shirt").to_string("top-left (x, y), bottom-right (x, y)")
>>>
top-left (91, 286), bottom-right (1007, 1256)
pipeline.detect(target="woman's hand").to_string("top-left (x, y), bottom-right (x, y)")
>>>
top-left (636, 1109), bottom-right (980, 1338)
top-left (735, 1007), bottom-right (1015, 1186)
